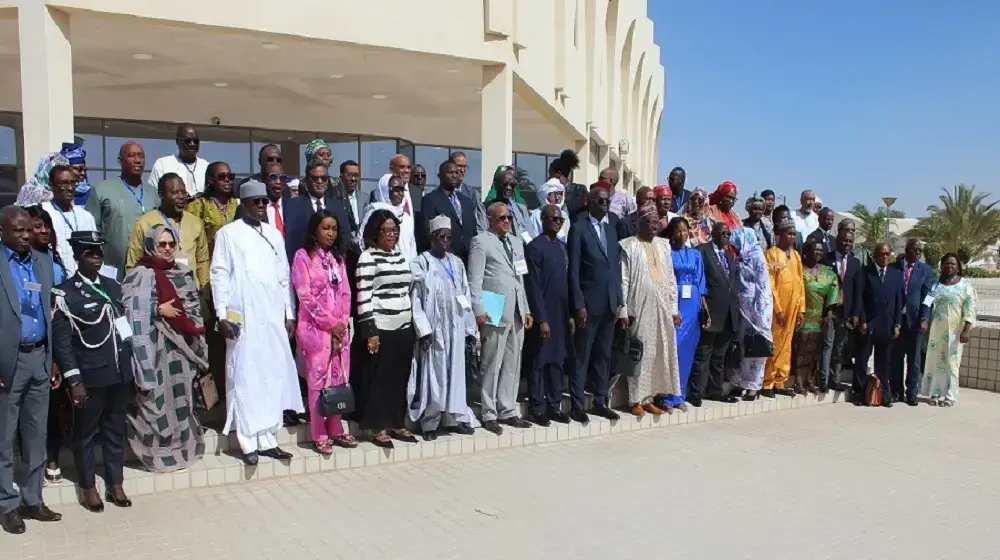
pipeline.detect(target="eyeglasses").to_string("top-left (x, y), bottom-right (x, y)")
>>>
top-left (309, 175), bottom-right (330, 183)
top-left (413, 173), bottom-right (427, 179)
top-left (266, 173), bottom-right (289, 183)
top-left (247, 197), bottom-right (269, 206)
top-left (544, 215), bottom-right (565, 223)
top-left (157, 241), bottom-right (177, 249)
top-left (493, 215), bottom-right (513, 222)
top-left (214, 172), bottom-right (235, 182)
top-left (264, 155), bottom-right (283, 163)
top-left (380, 227), bottom-right (400, 236)
top-left (178, 137), bottom-right (200, 145)
top-left (593, 198), bottom-right (609, 205)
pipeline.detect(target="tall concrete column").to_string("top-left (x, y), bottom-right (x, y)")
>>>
top-left (480, 65), bottom-right (513, 199)
top-left (19, 4), bottom-right (74, 168)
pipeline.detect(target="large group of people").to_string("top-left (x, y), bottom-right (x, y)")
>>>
top-left (0, 125), bottom-right (979, 535)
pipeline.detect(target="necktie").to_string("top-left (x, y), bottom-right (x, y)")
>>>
top-left (597, 222), bottom-right (607, 253)
top-left (450, 193), bottom-right (462, 225)
top-left (501, 236), bottom-right (513, 261)
top-left (271, 202), bottom-right (284, 236)
top-left (879, 268), bottom-right (885, 282)
top-left (905, 264), bottom-right (912, 294)
top-left (719, 249), bottom-right (729, 275)
top-left (838, 256), bottom-right (846, 281)
top-left (315, 198), bottom-right (323, 212)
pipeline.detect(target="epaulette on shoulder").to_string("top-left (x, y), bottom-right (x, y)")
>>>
top-left (51, 287), bottom-right (66, 297)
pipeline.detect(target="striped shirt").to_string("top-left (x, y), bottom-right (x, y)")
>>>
top-left (356, 249), bottom-right (412, 338)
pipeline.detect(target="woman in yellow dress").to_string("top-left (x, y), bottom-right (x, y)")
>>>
top-left (185, 162), bottom-right (240, 253)
top-left (761, 215), bottom-right (805, 398)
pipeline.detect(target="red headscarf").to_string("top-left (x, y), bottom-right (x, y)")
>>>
top-left (589, 179), bottom-right (612, 193)
top-left (135, 254), bottom-right (205, 337)
top-left (653, 184), bottom-right (671, 198)
top-left (708, 180), bottom-right (738, 207)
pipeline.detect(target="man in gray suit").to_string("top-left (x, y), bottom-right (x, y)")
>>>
top-left (0, 206), bottom-right (62, 534)
top-left (468, 202), bottom-right (534, 435)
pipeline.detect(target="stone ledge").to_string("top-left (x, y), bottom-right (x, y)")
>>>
top-left (41, 390), bottom-right (850, 507)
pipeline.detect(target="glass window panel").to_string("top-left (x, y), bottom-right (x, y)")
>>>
top-left (360, 179), bottom-right (380, 205)
top-left (0, 164), bottom-right (18, 206)
top-left (0, 113), bottom-right (19, 167)
top-left (459, 149), bottom-right (482, 189)
top-left (103, 120), bottom-right (176, 173)
top-left (360, 138), bottom-right (397, 180)
top-left (199, 127), bottom-right (251, 175)
top-left (515, 153), bottom-right (546, 192)
top-left (398, 140), bottom-right (414, 165)
top-left (415, 145), bottom-right (448, 172)
top-left (73, 118), bottom-right (104, 170)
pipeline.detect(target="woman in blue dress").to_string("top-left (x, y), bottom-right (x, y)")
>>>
top-left (659, 216), bottom-right (707, 410)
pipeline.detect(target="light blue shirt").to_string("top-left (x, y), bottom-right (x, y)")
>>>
top-left (5, 246), bottom-right (45, 343)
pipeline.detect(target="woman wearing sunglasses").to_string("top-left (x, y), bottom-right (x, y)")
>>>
top-left (187, 162), bottom-right (240, 256)
top-left (122, 225), bottom-right (208, 474)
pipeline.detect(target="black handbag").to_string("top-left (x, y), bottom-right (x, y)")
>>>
top-left (742, 332), bottom-right (774, 359)
top-left (611, 326), bottom-right (644, 378)
top-left (465, 337), bottom-right (482, 397)
top-left (317, 354), bottom-right (355, 417)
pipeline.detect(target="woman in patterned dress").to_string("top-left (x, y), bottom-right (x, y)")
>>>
top-left (727, 226), bottom-right (773, 400)
top-left (921, 253), bottom-right (977, 406)
top-left (185, 162), bottom-right (240, 253)
top-left (122, 225), bottom-right (208, 473)
top-left (793, 238), bottom-right (840, 394)
top-left (619, 204), bottom-right (682, 416)
top-left (680, 188), bottom-right (715, 246)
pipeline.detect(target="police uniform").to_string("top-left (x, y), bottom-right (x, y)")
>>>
top-left (51, 231), bottom-right (133, 502)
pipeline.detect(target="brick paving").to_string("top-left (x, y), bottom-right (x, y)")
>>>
top-left (6, 391), bottom-right (1000, 559)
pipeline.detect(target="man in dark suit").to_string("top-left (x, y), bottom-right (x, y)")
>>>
top-left (855, 242), bottom-right (903, 406)
top-left (567, 186), bottom-right (624, 422)
top-left (615, 186), bottom-right (652, 241)
top-left (890, 238), bottom-right (933, 405)
top-left (420, 160), bottom-right (477, 262)
top-left (806, 207), bottom-right (836, 255)
top-left (282, 161), bottom-right (351, 265)
top-left (52, 231), bottom-right (133, 513)
top-left (0, 206), bottom-right (61, 534)
top-left (820, 228), bottom-right (863, 393)
top-left (690, 222), bottom-right (741, 406)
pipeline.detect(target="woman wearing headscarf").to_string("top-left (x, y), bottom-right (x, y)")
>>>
top-left (529, 179), bottom-right (569, 242)
top-left (478, 165), bottom-right (532, 243)
top-left (15, 152), bottom-right (69, 206)
top-left (359, 175), bottom-right (417, 262)
top-left (727, 226), bottom-right (773, 400)
top-left (743, 194), bottom-right (774, 249)
top-left (59, 142), bottom-right (93, 207)
top-left (681, 188), bottom-right (715, 246)
top-left (706, 180), bottom-right (741, 231)
top-left (122, 225), bottom-right (208, 473)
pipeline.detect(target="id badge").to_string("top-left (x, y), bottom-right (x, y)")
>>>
top-left (456, 294), bottom-right (472, 310)
top-left (922, 295), bottom-right (934, 307)
top-left (521, 232), bottom-right (533, 245)
top-left (681, 284), bottom-right (692, 299)
top-left (514, 258), bottom-right (528, 276)
top-left (114, 316), bottom-right (134, 340)
top-left (23, 281), bottom-right (41, 292)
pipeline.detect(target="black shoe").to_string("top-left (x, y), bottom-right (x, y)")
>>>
top-left (760, 390), bottom-right (775, 399)
top-left (687, 396), bottom-right (704, 407)
top-left (528, 413), bottom-right (551, 427)
top-left (260, 447), bottom-right (293, 460)
top-left (742, 392), bottom-right (759, 401)
top-left (727, 388), bottom-right (744, 399)
top-left (548, 410), bottom-right (571, 424)
top-left (882, 401), bottom-right (894, 408)
top-left (390, 430), bottom-right (419, 444)
top-left (906, 396), bottom-right (919, 407)
top-left (451, 423), bottom-right (475, 436)
top-left (423, 431), bottom-right (438, 442)
top-left (589, 405), bottom-right (620, 421)
top-left (282, 410), bottom-right (301, 427)
top-left (775, 388), bottom-right (796, 397)
top-left (0, 510), bottom-right (25, 535)
top-left (708, 395), bottom-right (739, 404)
top-left (243, 452), bottom-right (259, 466)
top-left (569, 409), bottom-right (590, 424)
top-left (830, 382), bottom-right (849, 392)
top-left (499, 417), bottom-right (532, 429)
top-left (18, 504), bottom-right (61, 522)
top-left (818, 386), bottom-right (830, 394)
top-left (483, 420), bottom-right (503, 435)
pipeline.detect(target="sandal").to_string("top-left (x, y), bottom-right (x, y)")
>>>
top-left (941, 400), bottom-right (954, 408)
top-left (313, 440), bottom-right (334, 455)
top-left (928, 397), bottom-right (939, 406)
top-left (372, 431), bottom-right (394, 449)
top-left (675, 402), bottom-right (689, 412)
top-left (331, 435), bottom-right (359, 449)
top-left (390, 429), bottom-right (418, 444)
top-left (45, 467), bottom-right (63, 485)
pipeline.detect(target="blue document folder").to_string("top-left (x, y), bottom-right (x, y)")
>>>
top-left (481, 291), bottom-right (506, 327)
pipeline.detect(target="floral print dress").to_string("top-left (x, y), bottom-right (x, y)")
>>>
top-left (921, 278), bottom-right (976, 403)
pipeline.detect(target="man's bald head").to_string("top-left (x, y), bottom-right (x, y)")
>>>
top-left (389, 154), bottom-right (412, 184)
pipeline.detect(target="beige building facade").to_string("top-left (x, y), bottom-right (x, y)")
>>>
top-left (0, 0), bottom-right (664, 205)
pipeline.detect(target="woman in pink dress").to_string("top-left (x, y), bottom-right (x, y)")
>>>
top-left (291, 210), bottom-right (358, 453)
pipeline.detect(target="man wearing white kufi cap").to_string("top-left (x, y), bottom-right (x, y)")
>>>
top-left (407, 214), bottom-right (480, 440)
top-left (210, 179), bottom-right (303, 465)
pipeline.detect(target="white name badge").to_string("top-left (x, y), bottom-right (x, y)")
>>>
top-left (99, 265), bottom-right (118, 278)
top-left (521, 232), bottom-right (533, 245)
top-left (514, 258), bottom-right (528, 276)
top-left (923, 295), bottom-right (935, 307)
top-left (23, 281), bottom-right (41, 292)
top-left (681, 284), bottom-right (692, 299)
top-left (456, 294), bottom-right (472, 310)
top-left (175, 257), bottom-right (189, 268)
top-left (114, 316), bottom-right (134, 340)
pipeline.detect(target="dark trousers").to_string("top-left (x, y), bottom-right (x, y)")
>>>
top-left (854, 330), bottom-right (893, 400)
top-left (820, 315), bottom-right (850, 388)
top-left (529, 363), bottom-right (564, 415)
top-left (71, 382), bottom-right (129, 490)
top-left (689, 316), bottom-right (733, 399)
top-left (358, 327), bottom-right (415, 432)
top-left (571, 310), bottom-right (615, 410)
top-left (46, 387), bottom-right (69, 463)
top-left (0, 347), bottom-right (48, 513)
top-left (891, 326), bottom-right (924, 399)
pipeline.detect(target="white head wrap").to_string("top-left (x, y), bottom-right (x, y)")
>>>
top-left (430, 215), bottom-right (451, 233)
top-left (537, 178), bottom-right (566, 210)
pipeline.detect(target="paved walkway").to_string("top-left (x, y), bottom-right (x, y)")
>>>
top-left (7, 391), bottom-right (1000, 559)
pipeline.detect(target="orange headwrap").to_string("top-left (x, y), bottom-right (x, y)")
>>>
top-left (708, 180), bottom-right (738, 206)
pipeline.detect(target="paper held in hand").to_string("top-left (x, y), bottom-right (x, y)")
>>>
top-left (226, 309), bottom-right (245, 327)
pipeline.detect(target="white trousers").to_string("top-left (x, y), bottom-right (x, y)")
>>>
top-left (236, 425), bottom-right (279, 454)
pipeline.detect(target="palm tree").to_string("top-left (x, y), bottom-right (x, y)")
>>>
top-left (849, 203), bottom-right (906, 253)
top-left (908, 184), bottom-right (1000, 264)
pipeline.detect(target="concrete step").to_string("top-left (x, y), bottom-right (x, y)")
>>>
top-left (41, 389), bottom-right (852, 507)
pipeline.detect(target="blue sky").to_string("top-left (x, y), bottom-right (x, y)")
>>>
top-left (651, 0), bottom-right (999, 217)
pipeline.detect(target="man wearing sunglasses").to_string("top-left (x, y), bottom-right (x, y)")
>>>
top-left (147, 124), bottom-right (209, 199)
top-left (283, 161), bottom-right (351, 267)
top-left (235, 144), bottom-right (282, 199)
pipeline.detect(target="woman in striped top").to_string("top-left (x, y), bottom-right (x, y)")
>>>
top-left (355, 209), bottom-right (418, 448)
